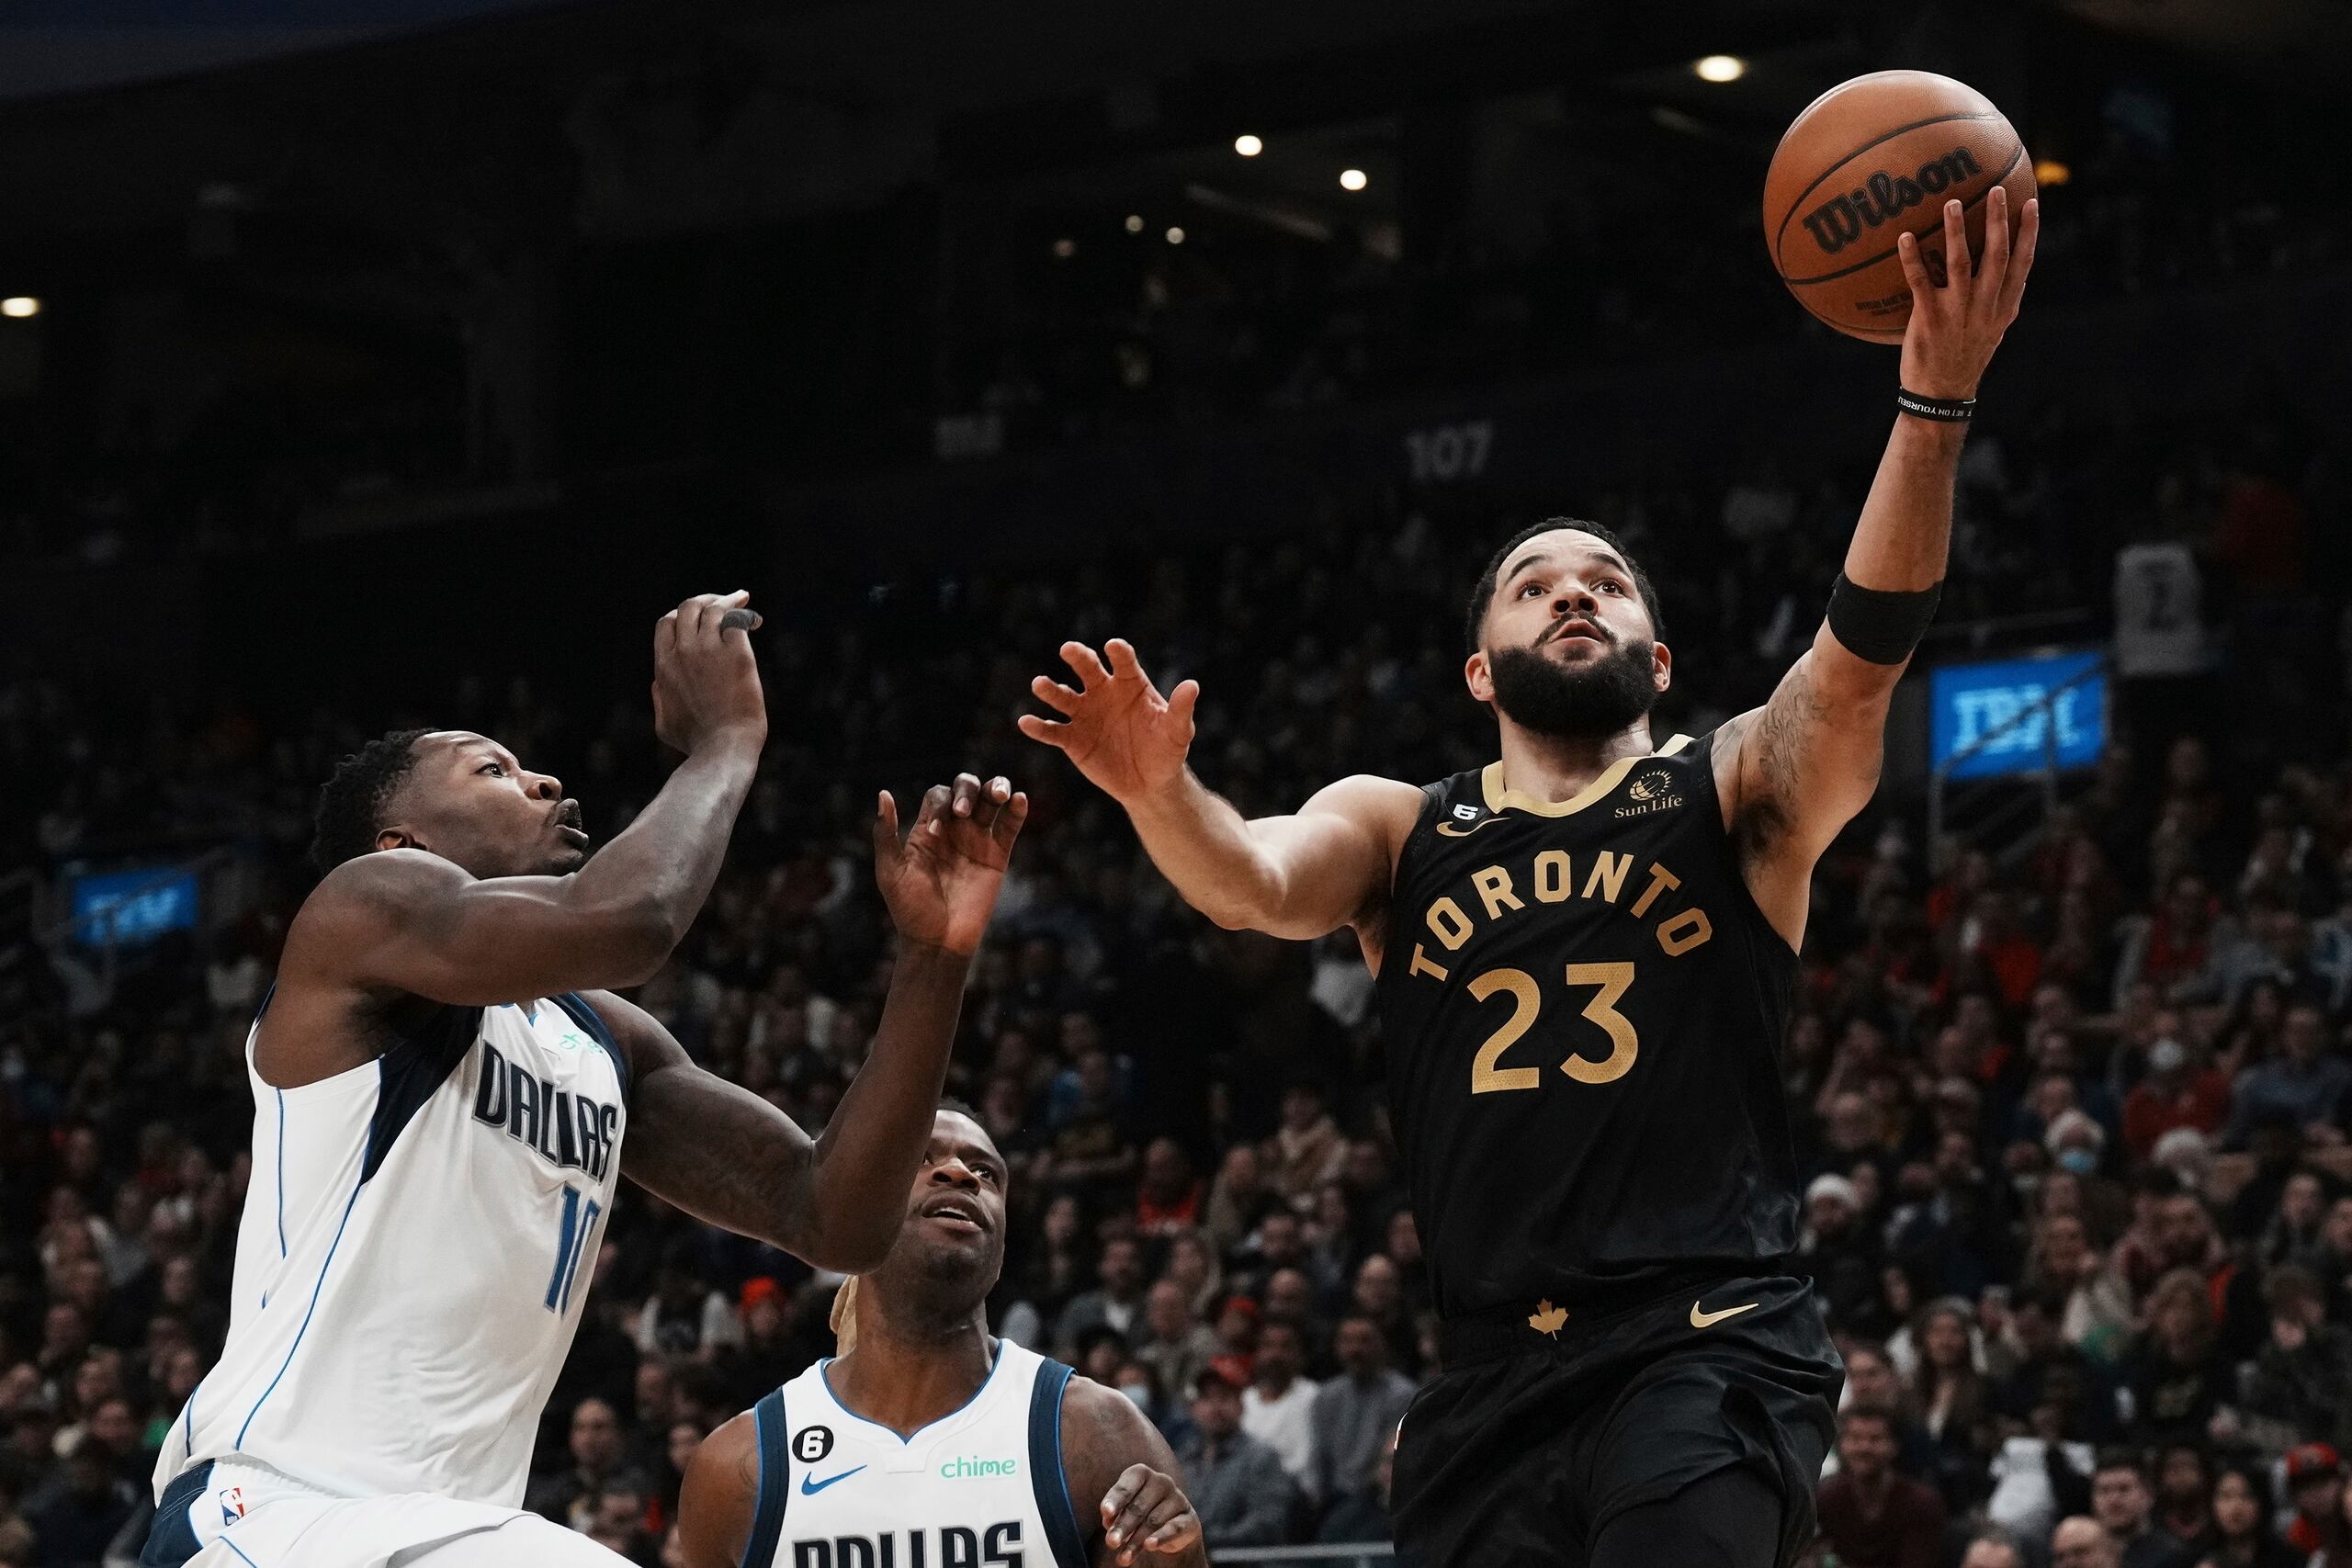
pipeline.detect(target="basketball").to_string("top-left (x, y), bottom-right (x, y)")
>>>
top-left (1763, 70), bottom-right (2035, 342)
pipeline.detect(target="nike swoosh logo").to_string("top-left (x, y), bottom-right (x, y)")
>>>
top-left (1434, 818), bottom-right (1502, 837)
top-left (801, 1466), bottom-right (865, 1495)
top-left (1690, 1300), bottom-right (1760, 1329)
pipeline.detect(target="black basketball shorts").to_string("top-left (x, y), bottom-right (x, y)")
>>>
top-left (1391, 1274), bottom-right (1844, 1568)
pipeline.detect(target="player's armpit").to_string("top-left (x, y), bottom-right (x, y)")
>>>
top-left (1059, 1378), bottom-right (1209, 1568)
top-left (291, 849), bottom-right (676, 1007)
top-left (675, 1410), bottom-right (761, 1568)
top-left (1716, 625), bottom-right (1896, 947)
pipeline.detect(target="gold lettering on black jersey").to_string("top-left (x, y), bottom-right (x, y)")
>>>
top-left (1629, 863), bottom-right (1681, 919)
top-left (1471, 865), bottom-right (1524, 919)
top-left (1532, 851), bottom-right (1572, 902)
top-left (1580, 851), bottom-right (1632, 904)
top-left (1406, 846), bottom-right (1713, 982)
top-left (1657, 908), bottom-right (1713, 955)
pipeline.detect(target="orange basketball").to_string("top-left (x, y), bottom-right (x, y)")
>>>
top-left (1763, 71), bottom-right (2034, 343)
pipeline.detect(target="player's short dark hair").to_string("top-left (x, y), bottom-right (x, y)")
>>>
top-left (1464, 517), bottom-right (1665, 653)
top-left (310, 728), bottom-right (432, 874)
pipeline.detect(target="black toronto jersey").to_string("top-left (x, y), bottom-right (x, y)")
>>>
top-left (1374, 729), bottom-right (1803, 1320)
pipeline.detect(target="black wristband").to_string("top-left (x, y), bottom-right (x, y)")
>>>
top-left (1896, 388), bottom-right (1975, 423)
top-left (1826, 573), bottom-right (1943, 665)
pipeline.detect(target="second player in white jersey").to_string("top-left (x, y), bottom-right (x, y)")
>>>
top-left (744, 1341), bottom-right (1080, 1568)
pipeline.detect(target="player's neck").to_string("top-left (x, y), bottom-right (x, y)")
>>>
top-left (1493, 717), bottom-right (1656, 803)
top-left (831, 1306), bottom-right (996, 1439)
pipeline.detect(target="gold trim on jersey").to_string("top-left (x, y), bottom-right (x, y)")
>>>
top-left (1478, 734), bottom-right (1692, 818)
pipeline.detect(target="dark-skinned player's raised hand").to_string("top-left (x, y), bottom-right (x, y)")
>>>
top-left (872, 773), bottom-right (1028, 956)
top-left (1018, 639), bottom-right (1198, 807)
top-left (1100, 1462), bottom-right (1204, 1566)
top-left (652, 590), bottom-right (768, 756)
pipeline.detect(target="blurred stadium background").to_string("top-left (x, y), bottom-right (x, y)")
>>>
top-left (2, 1), bottom-right (2349, 1564)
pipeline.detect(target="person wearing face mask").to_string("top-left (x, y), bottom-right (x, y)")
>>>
top-left (2120, 1034), bottom-right (2231, 1165)
top-left (2046, 1111), bottom-right (2109, 1181)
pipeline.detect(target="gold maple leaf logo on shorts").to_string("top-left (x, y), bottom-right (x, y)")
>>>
top-left (1528, 1299), bottom-right (1567, 1337)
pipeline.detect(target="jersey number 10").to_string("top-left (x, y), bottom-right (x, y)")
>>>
top-left (1467, 962), bottom-right (1639, 1091)
top-left (544, 1184), bottom-right (602, 1314)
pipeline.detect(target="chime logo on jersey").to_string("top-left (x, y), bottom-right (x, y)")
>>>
top-left (789, 1522), bottom-right (1023, 1568)
top-left (470, 1042), bottom-right (620, 1179)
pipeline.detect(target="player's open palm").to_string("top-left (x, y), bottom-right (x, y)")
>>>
top-left (1896, 184), bottom-right (2040, 400)
top-left (1018, 639), bottom-right (1197, 804)
top-left (872, 773), bottom-right (1028, 955)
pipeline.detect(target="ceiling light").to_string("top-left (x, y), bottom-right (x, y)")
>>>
top-left (1165, 226), bottom-right (1185, 245)
top-left (1693, 55), bottom-right (1747, 83)
top-left (2032, 159), bottom-right (2071, 186)
top-left (1339, 168), bottom-right (1368, 192)
top-left (1052, 238), bottom-right (1077, 258)
top-left (1234, 134), bottom-right (1263, 157)
top-left (0, 297), bottom-right (39, 319)
top-left (1124, 214), bottom-right (1145, 234)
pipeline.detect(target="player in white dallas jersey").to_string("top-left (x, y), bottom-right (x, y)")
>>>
top-left (675, 1105), bottom-right (1204, 1568)
top-left (142, 592), bottom-right (1032, 1568)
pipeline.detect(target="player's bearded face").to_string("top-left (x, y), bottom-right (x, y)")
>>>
top-left (1487, 630), bottom-right (1659, 739)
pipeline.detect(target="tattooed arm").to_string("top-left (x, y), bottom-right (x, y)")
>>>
top-left (602, 774), bottom-right (1026, 1272)
top-left (1714, 189), bottom-right (2038, 950)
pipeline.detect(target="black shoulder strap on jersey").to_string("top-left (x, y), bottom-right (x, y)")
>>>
top-left (1026, 1359), bottom-right (1087, 1568)
top-left (552, 991), bottom-right (630, 1100)
top-left (363, 1002), bottom-right (483, 1183)
top-left (744, 1388), bottom-right (790, 1568)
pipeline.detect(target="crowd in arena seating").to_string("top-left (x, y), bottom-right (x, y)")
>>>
top-left (0, 357), bottom-right (2346, 1568)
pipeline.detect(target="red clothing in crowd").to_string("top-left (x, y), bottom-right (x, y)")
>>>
top-left (2121, 1070), bottom-right (2232, 1162)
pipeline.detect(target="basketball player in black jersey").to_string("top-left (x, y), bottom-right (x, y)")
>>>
top-left (1020, 192), bottom-right (2039, 1567)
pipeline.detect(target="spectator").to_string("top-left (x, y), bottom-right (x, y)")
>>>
top-left (2244, 1265), bottom-right (2352, 1454)
top-left (2189, 1459), bottom-right (2301, 1568)
top-left (1268, 1083), bottom-right (1347, 1209)
top-left (2282, 1442), bottom-right (2348, 1562)
top-left (2222, 1005), bottom-right (2350, 1149)
top-left (2054, 1513), bottom-right (2121, 1568)
top-left (1960, 1531), bottom-right (2028, 1568)
top-left (2121, 1032), bottom-right (2231, 1165)
top-left (1055, 1235), bottom-right (1149, 1356)
top-left (527, 1397), bottom-right (648, 1529)
top-left (1136, 1138), bottom-right (1204, 1237)
top-left (1307, 1314), bottom-right (1414, 1509)
top-left (2089, 1451), bottom-right (2188, 1568)
top-left (1240, 1317), bottom-right (1319, 1491)
top-left (1815, 1404), bottom-right (1946, 1568)
top-left (1174, 1365), bottom-right (1295, 1549)
top-left (19, 1431), bottom-right (138, 1568)
top-left (1135, 1280), bottom-right (1217, 1406)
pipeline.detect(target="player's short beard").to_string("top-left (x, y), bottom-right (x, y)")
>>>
top-left (1487, 637), bottom-right (1659, 740)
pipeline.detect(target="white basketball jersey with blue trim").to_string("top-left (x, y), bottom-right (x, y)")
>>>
top-left (743, 1342), bottom-right (1090, 1568)
top-left (153, 991), bottom-right (628, 1508)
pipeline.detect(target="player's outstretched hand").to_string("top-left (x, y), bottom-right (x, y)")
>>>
top-left (872, 773), bottom-right (1028, 955)
top-left (652, 591), bottom-right (767, 756)
top-left (1896, 185), bottom-right (2040, 400)
top-left (1100, 1462), bottom-right (1203, 1565)
top-left (1017, 639), bottom-right (1197, 806)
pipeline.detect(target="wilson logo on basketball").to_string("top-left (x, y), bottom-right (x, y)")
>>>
top-left (1800, 145), bottom-right (1983, 254)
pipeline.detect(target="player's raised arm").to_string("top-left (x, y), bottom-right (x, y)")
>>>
top-left (1019, 638), bottom-right (1419, 944)
top-left (1061, 1377), bottom-right (1209, 1568)
top-left (616, 774), bottom-right (1026, 1272)
top-left (1716, 188), bottom-right (2040, 946)
top-left (286, 592), bottom-right (768, 1012)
